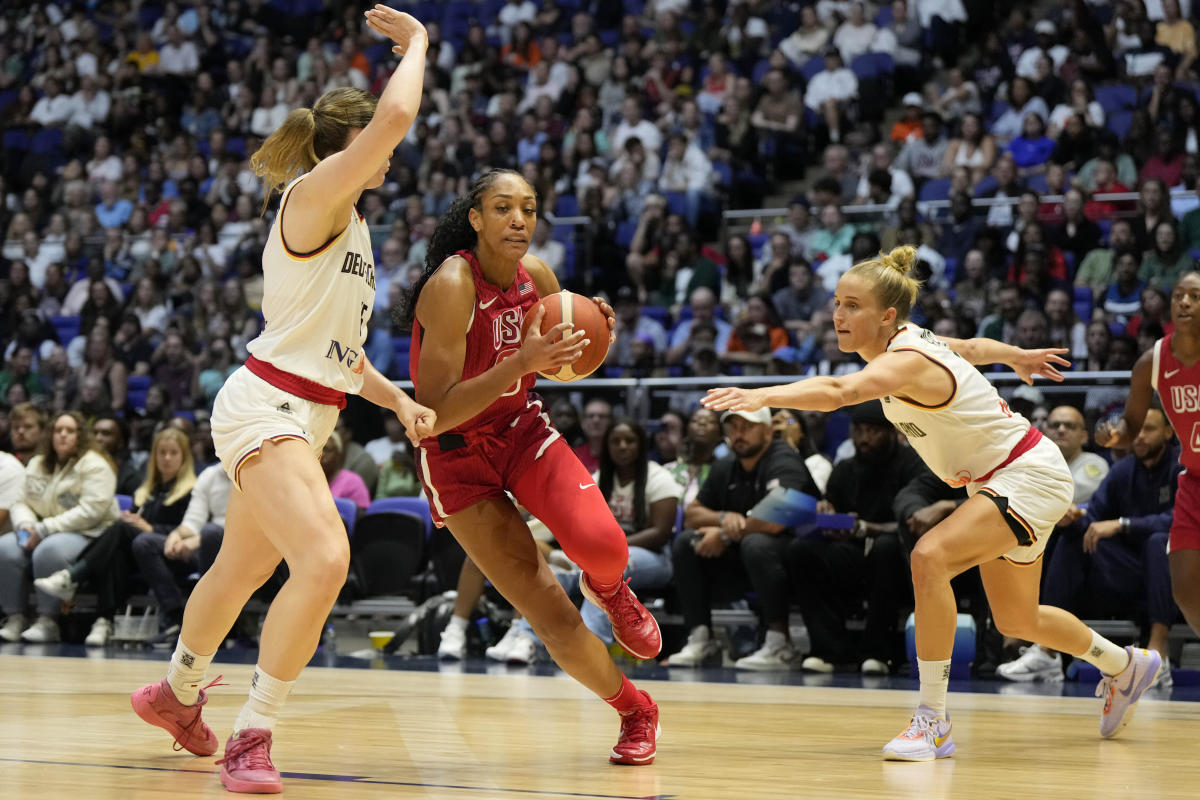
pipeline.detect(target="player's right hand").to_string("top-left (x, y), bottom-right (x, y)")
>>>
top-left (519, 305), bottom-right (587, 374)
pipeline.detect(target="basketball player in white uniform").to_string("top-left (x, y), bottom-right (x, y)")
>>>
top-left (131, 8), bottom-right (435, 794)
top-left (705, 246), bottom-right (1162, 761)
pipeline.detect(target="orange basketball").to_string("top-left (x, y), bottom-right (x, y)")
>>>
top-left (520, 290), bottom-right (611, 381)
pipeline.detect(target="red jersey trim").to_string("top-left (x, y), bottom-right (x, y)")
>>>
top-left (245, 355), bottom-right (347, 409)
top-left (976, 426), bottom-right (1043, 485)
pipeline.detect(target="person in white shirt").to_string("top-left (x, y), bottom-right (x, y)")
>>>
top-left (780, 5), bottom-right (831, 68)
top-left (1016, 20), bottom-right (1071, 80)
top-left (29, 77), bottom-right (75, 128)
top-left (0, 451), bottom-right (26, 535)
top-left (68, 75), bottom-right (111, 130)
top-left (1045, 405), bottom-right (1109, 505)
top-left (497, 0), bottom-right (537, 44)
top-left (855, 142), bottom-right (915, 203)
top-left (365, 414), bottom-right (412, 465)
top-left (833, 2), bottom-right (879, 62)
top-left (805, 48), bottom-right (859, 143)
top-left (250, 85), bottom-right (290, 139)
top-left (158, 26), bottom-right (200, 76)
top-left (612, 96), bottom-right (663, 155)
top-left (527, 219), bottom-right (567, 278)
top-left (657, 133), bottom-right (713, 228)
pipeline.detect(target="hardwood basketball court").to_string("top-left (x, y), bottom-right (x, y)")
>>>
top-left (1, 652), bottom-right (1196, 799)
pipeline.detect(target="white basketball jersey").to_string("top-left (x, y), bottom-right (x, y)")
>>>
top-left (881, 324), bottom-right (1032, 487)
top-left (246, 176), bottom-right (376, 394)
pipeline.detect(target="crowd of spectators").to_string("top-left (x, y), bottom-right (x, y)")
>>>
top-left (0, 0), bottom-right (1195, 665)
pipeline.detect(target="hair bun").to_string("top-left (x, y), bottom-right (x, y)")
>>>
top-left (880, 245), bottom-right (917, 275)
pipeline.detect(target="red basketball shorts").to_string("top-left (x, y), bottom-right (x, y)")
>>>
top-left (1171, 469), bottom-right (1200, 552)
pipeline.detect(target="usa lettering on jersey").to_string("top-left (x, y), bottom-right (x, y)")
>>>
top-left (1170, 384), bottom-right (1200, 413)
top-left (492, 308), bottom-right (523, 349)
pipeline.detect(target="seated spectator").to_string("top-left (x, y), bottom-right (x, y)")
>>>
top-left (790, 400), bottom-right (920, 673)
top-left (1001, 408), bottom-right (1181, 682)
top-left (722, 234), bottom-right (757, 304)
top-left (1077, 219), bottom-right (1136, 300)
top-left (664, 408), bottom-right (723, 511)
top-left (894, 110), bottom-right (949, 184)
top-left (1047, 405), bottom-right (1110, 505)
top-left (612, 95), bottom-right (662, 155)
top-left (575, 419), bottom-right (677, 646)
top-left (333, 415), bottom-right (379, 494)
top-left (1140, 130), bottom-right (1186, 188)
top-left (832, 2), bottom-right (879, 62)
top-left (652, 228), bottom-right (721, 308)
top-left (939, 112), bottom-right (996, 185)
top-left (980, 154), bottom-right (1026, 229)
top-left (364, 413), bottom-right (411, 467)
top-left (0, 449), bottom-right (25, 535)
top-left (1048, 80), bottom-right (1106, 138)
top-left (854, 142), bottom-right (915, 205)
top-left (7, 403), bottom-right (45, 469)
top-left (1044, 288), bottom-right (1089, 359)
top-left (666, 407), bottom-right (819, 669)
top-left (810, 205), bottom-right (858, 269)
top-left (526, 219), bottom-right (566, 278)
top-left (807, 324), bottom-right (862, 377)
top-left (779, 5), bottom-right (830, 67)
top-left (1050, 113), bottom-right (1099, 172)
top-left (751, 69), bottom-right (805, 175)
top-left (658, 133), bottom-right (714, 229)
top-left (1156, 0), bottom-right (1196, 78)
top-left (978, 282), bottom-right (1026, 344)
top-left (771, 408), bottom-right (832, 495)
top-left (952, 249), bottom-right (999, 323)
top-left (77, 328), bottom-right (129, 414)
top-left (322, 432), bottom-right (371, 511)
top-left (1006, 112), bottom-right (1055, 170)
top-left (935, 191), bottom-right (985, 269)
top-left (0, 412), bottom-right (119, 644)
top-left (608, 285), bottom-right (668, 370)
top-left (1125, 286), bottom-right (1173, 338)
top-left (991, 77), bottom-right (1050, 144)
top-left (573, 397), bottom-right (612, 474)
top-left (34, 427), bottom-right (195, 647)
top-left (804, 47), bottom-right (858, 144)
top-left (1132, 178), bottom-right (1175, 251)
top-left (772, 262), bottom-right (829, 330)
top-left (668, 285), bottom-right (734, 362)
top-left (92, 414), bottom-right (145, 496)
top-left (150, 332), bottom-right (195, 410)
top-left (0, 347), bottom-right (45, 403)
top-left (1140, 220), bottom-right (1193, 291)
top-left (1050, 188), bottom-right (1102, 267)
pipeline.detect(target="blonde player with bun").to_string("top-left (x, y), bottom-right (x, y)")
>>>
top-left (705, 245), bottom-right (1162, 760)
top-left (130, 7), bottom-right (436, 794)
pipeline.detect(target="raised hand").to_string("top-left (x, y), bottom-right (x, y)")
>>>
top-left (1011, 347), bottom-right (1070, 385)
top-left (364, 4), bottom-right (428, 55)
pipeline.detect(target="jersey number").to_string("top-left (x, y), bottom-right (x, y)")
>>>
top-left (1190, 422), bottom-right (1200, 452)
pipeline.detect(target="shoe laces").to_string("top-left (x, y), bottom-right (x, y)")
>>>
top-left (597, 578), bottom-right (647, 629)
top-left (1095, 675), bottom-right (1115, 711)
top-left (900, 713), bottom-right (938, 741)
top-left (217, 728), bottom-right (275, 770)
top-left (171, 675), bottom-right (227, 752)
top-left (618, 703), bottom-right (656, 744)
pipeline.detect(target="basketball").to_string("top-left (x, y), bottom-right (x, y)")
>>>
top-left (520, 290), bottom-right (610, 381)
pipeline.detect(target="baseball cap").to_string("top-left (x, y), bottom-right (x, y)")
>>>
top-left (1011, 384), bottom-right (1045, 405)
top-left (902, 92), bottom-right (923, 106)
top-left (721, 407), bottom-right (772, 426)
top-left (1035, 20), bottom-right (1056, 35)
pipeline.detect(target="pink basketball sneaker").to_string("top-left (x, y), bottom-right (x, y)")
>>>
top-left (610, 692), bottom-right (660, 765)
top-left (130, 676), bottom-right (224, 756)
top-left (580, 575), bottom-right (662, 660)
top-left (218, 728), bottom-right (283, 794)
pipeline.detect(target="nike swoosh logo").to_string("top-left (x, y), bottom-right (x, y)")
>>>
top-left (1165, 368), bottom-right (1180, 379)
top-left (579, 482), bottom-right (596, 490)
top-left (478, 297), bottom-right (498, 309)
top-left (1118, 666), bottom-right (1140, 697)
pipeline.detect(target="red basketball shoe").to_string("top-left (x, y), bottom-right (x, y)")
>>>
top-left (610, 692), bottom-right (660, 765)
top-left (130, 676), bottom-right (224, 756)
top-left (218, 728), bottom-right (283, 794)
top-left (580, 575), bottom-right (662, 660)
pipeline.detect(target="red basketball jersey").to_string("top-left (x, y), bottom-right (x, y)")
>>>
top-left (1152, 334), bottom-right (1200, 472)
top-left (411, 249), bottom-right (541, 433)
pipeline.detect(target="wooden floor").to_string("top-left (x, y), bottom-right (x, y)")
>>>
top-left (1, 654), bottom-right (1197, 799)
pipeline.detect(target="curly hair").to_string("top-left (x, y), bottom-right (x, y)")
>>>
top-left (398, 169), bottom-right (531, 329)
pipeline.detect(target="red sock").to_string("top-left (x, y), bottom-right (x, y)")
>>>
top-left (603, 674), bottom-right (648, 715)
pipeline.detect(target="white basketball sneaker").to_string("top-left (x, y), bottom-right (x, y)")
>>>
top-left (437, 621), bottom-right (467, 660)
top-left (1097, 646), bottom-right (1162, 738)
top-left (882, 705), bottom-right (955, 761)
top-left (666, 626), bottom-right (722, 667)
top-left (996, 645), bottom-right (1064, 682)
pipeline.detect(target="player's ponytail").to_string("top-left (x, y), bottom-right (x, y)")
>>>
top-left (251, 87), bottom-right (377, 211)
top-left (845, 244), bottom-right (922, 322)
top-left (398, 168), bottom-right (530, 329)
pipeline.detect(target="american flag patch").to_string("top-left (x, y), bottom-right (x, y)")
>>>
top-left (518, 281), bottom-right (533, 295)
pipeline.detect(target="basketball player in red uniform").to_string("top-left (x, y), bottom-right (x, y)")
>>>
top-left (1097, 270), bottom-right (1200, 639)
top-left (404, 169), bottom-right (662, 764)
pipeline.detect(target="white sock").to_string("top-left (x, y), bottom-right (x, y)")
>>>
top-left (233, 666), bottom-right (294, 734)
top-left (447, 615), bottom-right (468, 633)
top-left (764, 629), bottom-right (787, 649)
top-left (165, 639), bottom-right (215, 706)
top-left (917, 658), bottom-right (952, 717)
top-left (1075, 631), bottom-right (1130, 676)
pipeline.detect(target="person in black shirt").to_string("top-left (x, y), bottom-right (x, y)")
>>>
top-left (789, 400), bottom-right (923, 674)
top-left (666, 407), bottom-right (818, 670)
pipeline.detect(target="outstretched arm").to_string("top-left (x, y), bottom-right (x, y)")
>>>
top-left (703, 350), bottom-right (934, 414)
top-left (1095, 348), bottom-right (1155, 450)
top-left (940, 337), bottom-right (1070, 385)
